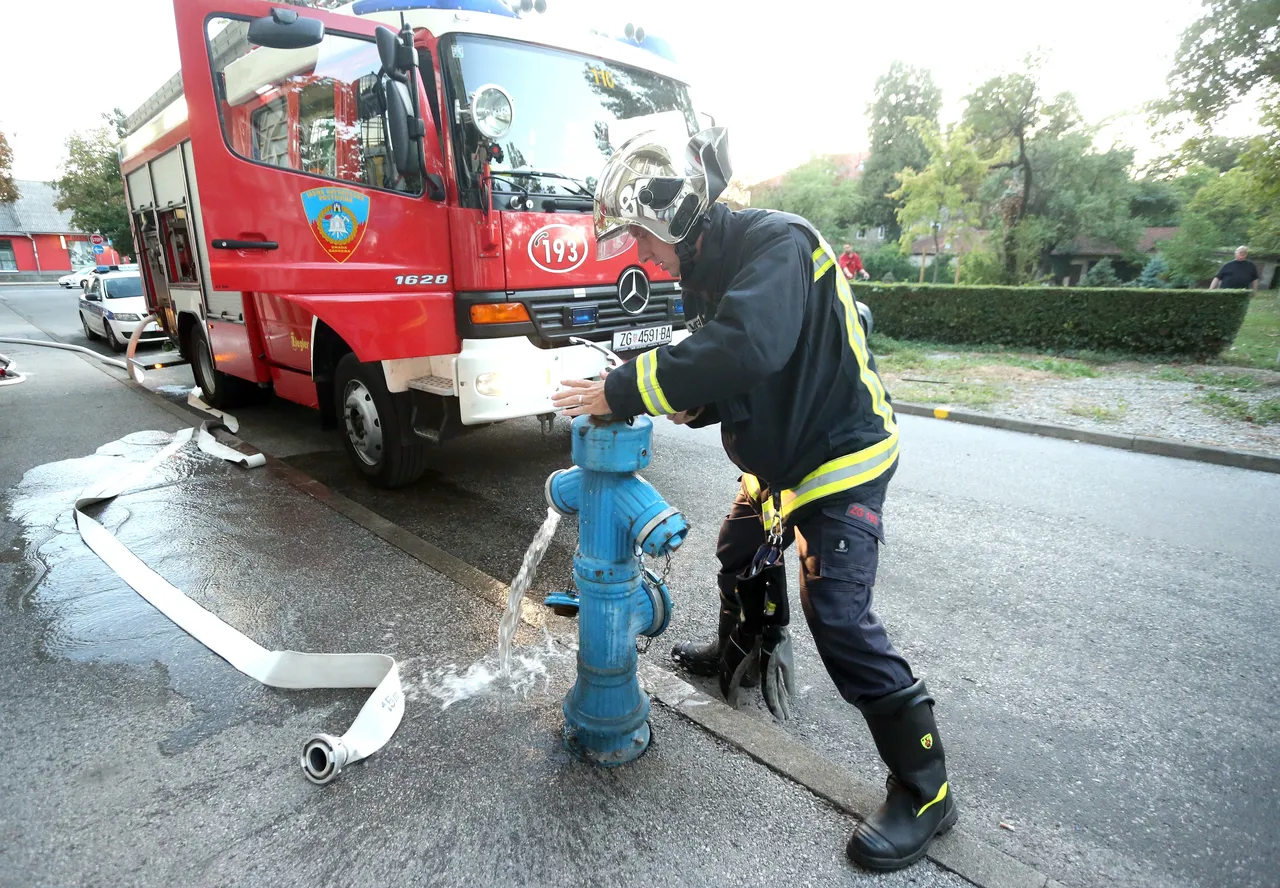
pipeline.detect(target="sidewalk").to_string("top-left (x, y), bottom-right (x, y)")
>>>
top-left (0, 329), bottom-right (973, 888)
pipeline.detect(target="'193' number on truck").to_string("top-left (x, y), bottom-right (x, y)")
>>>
top-left (394, 274), bottom-right (450, 285)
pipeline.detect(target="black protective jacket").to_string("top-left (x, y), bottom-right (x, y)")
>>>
top-left (605, 204), bottom-right (899, 520)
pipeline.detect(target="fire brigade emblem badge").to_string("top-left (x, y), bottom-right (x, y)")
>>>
top-left (300, 187), bottom-right (370, 262)
top-left (920, 733), bottom-right (934, 750)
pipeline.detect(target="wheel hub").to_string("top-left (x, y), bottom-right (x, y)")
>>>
top-left (342, 380), bottom-right (383, 466)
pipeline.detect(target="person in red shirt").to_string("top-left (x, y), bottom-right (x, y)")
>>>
top-left (840, 243), bottom-right (871, 280)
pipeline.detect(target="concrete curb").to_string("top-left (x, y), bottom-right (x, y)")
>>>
top-left (65, 350), bottom-right (1059, 888)
top-left (894, 401), bottom-right (1280, 474)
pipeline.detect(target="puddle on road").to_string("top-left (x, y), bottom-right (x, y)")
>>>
top-left (5, 430), bottom-right (209, 665)
top-left (2, 430), bottom-right (309, 753)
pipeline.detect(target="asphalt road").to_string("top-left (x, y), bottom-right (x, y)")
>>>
top-left (1, 293), bottom-right (971, 888)
top-left (5, 284), bottom-right (1279, 888)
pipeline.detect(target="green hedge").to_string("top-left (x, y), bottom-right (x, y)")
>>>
top-left (851, 283), bottom-right (1252, 357)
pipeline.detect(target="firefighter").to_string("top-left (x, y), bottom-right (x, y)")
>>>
top-left (551, 128), bottom-right (957, 872)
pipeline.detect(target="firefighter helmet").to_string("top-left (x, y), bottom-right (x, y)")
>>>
top-left (593, 127), bottom-right (732, 261)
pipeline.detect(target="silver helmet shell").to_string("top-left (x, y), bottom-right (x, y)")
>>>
top-left (593, 127), bottom-right (731, 260)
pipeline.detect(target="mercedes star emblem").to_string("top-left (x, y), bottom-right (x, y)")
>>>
top-left (617, 267), bottom-right (651, 316)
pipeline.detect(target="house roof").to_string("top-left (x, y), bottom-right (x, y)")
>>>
top-left (1051, 227), bottom-right (1179, 257)
top-left (0, 180), bottom-right (79, 235)
top-left (909, 228), bottom-right (989, 255)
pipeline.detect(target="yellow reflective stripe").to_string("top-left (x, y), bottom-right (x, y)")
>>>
top-left (817, 234), bottom-right (897, 436)
top-left (754, 435), bottom-right (899, 524)
top-left (647, 349), bottom-right (675, 414)
top-left (917, 782), bottom-right (949, 818)
top-left (635, 351), bottom-right (660, 416)
top-left (813, 244), bottom-right (835, 281)
top-left (635, 349), bottom-right (675, 416)
top-left (784, 433), bottom-right (898, 516)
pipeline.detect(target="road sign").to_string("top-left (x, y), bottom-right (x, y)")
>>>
top-left (90, 233), bottom-right (104, 245)
top-left (92, 244), bottom-right (106, 255)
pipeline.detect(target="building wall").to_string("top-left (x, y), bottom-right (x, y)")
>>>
top-left (0, 235), bottom-right (38, 272)
top-left (0, 233), bottom-right (122, 280)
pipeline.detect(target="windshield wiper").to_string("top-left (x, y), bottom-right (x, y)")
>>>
top-left (491, 169), bottom-right (592, 198)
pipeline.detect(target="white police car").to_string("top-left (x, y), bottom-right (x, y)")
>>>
top-left (78, 270), bottom-right (163, 352)
top-left (58, 265), bottom-right (100, 289)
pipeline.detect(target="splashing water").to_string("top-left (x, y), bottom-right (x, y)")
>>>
top-left (405, 509), bottom-right (568, 710)
top-left (498, 507), bottom-right (561, 676)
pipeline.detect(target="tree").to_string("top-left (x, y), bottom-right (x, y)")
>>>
top-left (962, 67), bottom-right (1043, 279)
top-left (1024, 133), bottom-right (1141, 265)
top-left (55, 110), bottom-right (130, 250)
top-left (1158, 1), bottom-right (1280, 219)
top-left (1137, 254), bottom-right (1172, 288)
top-left (890, 121), bottom-right (985, 283)
top-left (1162, 167), bottom-right (1258, 282)
top-left (752, 155), bottom-right (861, 244)
top-left (1081, 257), bottom-right (1121, 287)
top-left (857, 62), bottom-right (942, 238)
top-left (1159, 0), bottom-right (1280, 126)
top-left (0, 131), bottom-right (18, 202)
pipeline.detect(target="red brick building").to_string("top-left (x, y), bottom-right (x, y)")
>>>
top-left (0, 180), bottom-right (123, 282)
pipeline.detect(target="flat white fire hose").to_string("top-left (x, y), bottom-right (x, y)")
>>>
top-left (4, 321), bottom-right (405, 784)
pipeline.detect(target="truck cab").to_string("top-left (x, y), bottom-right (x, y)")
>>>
top-left (119, 0), bottom-right (701, 486)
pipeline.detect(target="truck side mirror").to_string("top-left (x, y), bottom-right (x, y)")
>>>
top-left (376, 26), bottom-right (399, 76)
top-left (384, 78), bottom-right (424, 179)
top-left (247, 8), bottom-right (324, 50)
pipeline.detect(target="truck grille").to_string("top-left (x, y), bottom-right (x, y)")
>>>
top-left (528, 282), bottom-right (681, 348)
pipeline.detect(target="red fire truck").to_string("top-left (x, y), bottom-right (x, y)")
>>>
top-left (120, 0), bottom-right (700, 486)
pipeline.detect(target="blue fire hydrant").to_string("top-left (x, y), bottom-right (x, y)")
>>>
top-left (544, 414), bottom-right (687, 765)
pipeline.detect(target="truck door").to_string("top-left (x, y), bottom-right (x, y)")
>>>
top-left (172, 0), bottom-right (454, 371)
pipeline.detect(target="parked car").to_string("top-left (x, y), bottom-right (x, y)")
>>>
top-left (78, 270), bottom-right (165, 352)
top-left (58, 265), bottom-right (100, 289)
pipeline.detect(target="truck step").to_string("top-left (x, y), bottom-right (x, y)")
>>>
top-left (135, 356), bottom-right (190, 370)
top-left (407, 375), bottom-right (455, 396)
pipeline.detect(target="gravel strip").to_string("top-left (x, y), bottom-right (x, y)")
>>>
top-left (895, 362), bottom-right (1280, 455)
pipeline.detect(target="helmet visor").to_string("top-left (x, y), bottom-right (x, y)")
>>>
top-left (596, 227), bottom-right (636, 261)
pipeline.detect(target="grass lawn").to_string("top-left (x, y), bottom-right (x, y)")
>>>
top-left (1217, 294), bottom-right (1280, 369)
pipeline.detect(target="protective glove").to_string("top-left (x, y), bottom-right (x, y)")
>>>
top-left (759, 624), bottom-right (795, 721)
top-left (718, 622), bottom-right (760, 705)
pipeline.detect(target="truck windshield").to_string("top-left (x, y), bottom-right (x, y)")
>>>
top-left (103, 277), bottom-right (143, 298)
top-left (448, 35), bottom-right (698, 196)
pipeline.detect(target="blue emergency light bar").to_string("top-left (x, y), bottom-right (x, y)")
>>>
top-left (351, 0), bottom-right (518, 17)
top-left (672, 298), bottom-right (684, 316)
top-left (570, 305), bottom-right (597, 326)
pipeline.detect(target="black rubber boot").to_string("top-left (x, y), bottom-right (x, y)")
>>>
top-left (670, 572), bottom-right (740, 677)
top-left (847, 680), bottom-right (958, 871)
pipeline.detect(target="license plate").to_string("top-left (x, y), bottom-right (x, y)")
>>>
top-left (612, 324), bottom-right (672, 351)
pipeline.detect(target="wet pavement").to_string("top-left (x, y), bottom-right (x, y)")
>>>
top-left (1, 292), bottom-right (972, 887)
top-left (5, 284), bottom-right (1280, 887)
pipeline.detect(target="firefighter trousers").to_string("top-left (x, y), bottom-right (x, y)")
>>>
top-left (715, 478), bottom-right (916, 708)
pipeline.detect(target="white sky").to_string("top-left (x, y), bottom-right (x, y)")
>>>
top-left (0, 0), bottom-right (1262, 184)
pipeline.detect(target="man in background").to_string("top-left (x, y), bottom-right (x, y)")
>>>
top-left (839, 243), bottom-right (871, 281)
top-left (1210, 245), bottom-right (1260, 291)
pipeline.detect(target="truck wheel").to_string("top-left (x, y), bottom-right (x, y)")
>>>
top-left (334, 352), bottom-right (428, 488)
top-left (189, 324), bottom-right (256, 409)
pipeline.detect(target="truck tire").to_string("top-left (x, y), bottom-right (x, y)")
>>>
top-left (189, 324), bottom-right (257, 409)
top-left (334, 352), bottom-right (428, 488)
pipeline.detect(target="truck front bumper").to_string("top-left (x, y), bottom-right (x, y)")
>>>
top-left (454, 334), bottom-right (688, 425)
